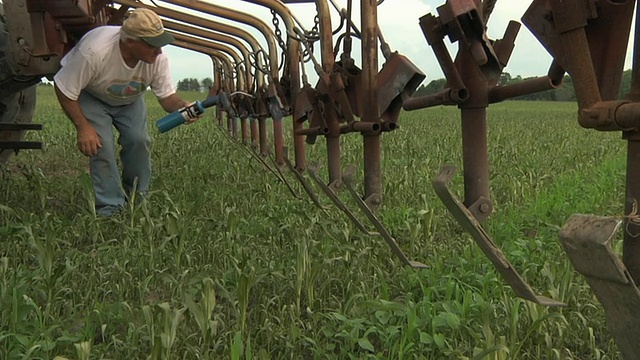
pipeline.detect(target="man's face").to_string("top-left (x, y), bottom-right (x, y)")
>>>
top-left (131, 39), bottom-right (163, 64)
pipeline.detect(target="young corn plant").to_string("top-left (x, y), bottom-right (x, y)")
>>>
top-left (142, 302), bottom-right (185, 360)
top-left (183, 277), bottom-right (218, 358)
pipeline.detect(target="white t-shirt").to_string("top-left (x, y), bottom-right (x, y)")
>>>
top-left (54, 26), bottom-right (175, 106)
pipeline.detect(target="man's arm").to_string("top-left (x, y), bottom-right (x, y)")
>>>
top-left (158, 93), bottom-right (190, 113)
top-left (54, 84), bottom-right (102, 157)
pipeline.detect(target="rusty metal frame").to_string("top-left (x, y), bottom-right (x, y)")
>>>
top-left (159, 0), bottom-right (280, 81)
top-left (163, 19), bottom-right (254, 91)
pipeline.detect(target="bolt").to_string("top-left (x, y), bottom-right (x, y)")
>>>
top-left (479, 202), bottom-right (490, 213)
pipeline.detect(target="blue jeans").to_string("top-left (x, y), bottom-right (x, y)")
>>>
top-left (78, 91), bottom-right (151, 216)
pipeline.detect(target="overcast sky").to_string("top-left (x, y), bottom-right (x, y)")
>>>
top-left (162, 0), bottom-right (635, 85)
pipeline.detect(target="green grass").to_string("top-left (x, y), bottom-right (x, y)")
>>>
top-left (0, 86), bottom-right (627, 359)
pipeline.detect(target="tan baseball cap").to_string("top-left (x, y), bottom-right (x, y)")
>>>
top-left (122, 8), bottom-right (174, 48)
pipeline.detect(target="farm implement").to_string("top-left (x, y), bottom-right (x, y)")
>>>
top-left (1, 0), bottom-right (640, 356)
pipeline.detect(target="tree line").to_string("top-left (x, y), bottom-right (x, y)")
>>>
top-left (412, 70), bottom-right (634, 101)
top-left (176, 77), bottom-right (214, 92)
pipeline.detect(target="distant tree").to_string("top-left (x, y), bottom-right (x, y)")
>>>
top-left (177, 77), bottom-right (201, 91)
top-left (499, 72), bottom-right (512, 86)
top-left (201, 77), bottom-right (213, 90)
top-left (553, 75), bottom-right (576, 102)
top-left (413, 78), bottom-right (446, 97)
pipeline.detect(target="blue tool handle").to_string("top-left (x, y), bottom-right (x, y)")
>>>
top-left (201, 95), bottom-right (221, 108)
top-left (156, 101), bottom-right (205, 133)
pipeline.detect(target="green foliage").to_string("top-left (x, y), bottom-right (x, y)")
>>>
top-left (177, 77), bottom-right (204, 92)
top-left (0, 87), bottom-right (625, 358)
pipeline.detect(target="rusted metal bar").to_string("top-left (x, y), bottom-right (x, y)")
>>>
top-left (361, 0), bottom-right (382, 209)
top-left (551, 1), bottom-right (601, 112)
top-left (436, 166), bottom-right (565, 306)
top-left (341, 165), bottom-right (427, 268)
top-left (419, 12), bottom-right (466, 92)
top-left (403, 87), bottom-right (469, 111)
top-left (250, 116), bottom-right (259, 151)
top-left (172, 41), bottom-right (235, 91)
top-left (489, 61), bottom-right (564, 103)
top-left (0, 123), bottom-right (43, 131)
top-left (295, 126), bottom-right (330, 136)
top-left (240, 0), bottom-right (302, 169)
top-left (160, 0), bottom-right (280, 81)
top-left (455, 0), bottom-right (492, 221)
top-left (623, 4), bottom-right (640, 284)
top-left (162, 19), bottom-right (253, 89)
top-left (314, 0), bottom-right (342, 184)
top-left (170, 32), bottom-right (243, 85)
top-left (460, 107), bottom-right (492, 221)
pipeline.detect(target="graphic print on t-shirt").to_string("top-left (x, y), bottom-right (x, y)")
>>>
top-left (106, 80), bottom-right (148, 99)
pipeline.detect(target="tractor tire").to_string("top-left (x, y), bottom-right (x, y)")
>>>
top-left (0, 3), bottom-right (38, 164)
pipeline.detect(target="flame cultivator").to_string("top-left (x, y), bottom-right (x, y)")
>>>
top-left (2, 0), bottom-right (640, 356)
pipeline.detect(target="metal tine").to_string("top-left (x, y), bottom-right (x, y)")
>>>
top-left (559, 215), bottom-right (640, 358)
top-left (215, 123), bottom-right (293, 191)
top-left (283, 147), bottom-right (330, 210)
top-left (266, 153), bottom-right (302, 199)
top-left (341, 164), bottom-right (427, 269)
top-left (433, 165), bottom-right (566, 307)
top-left (306, 162), bottom-right (379, 237)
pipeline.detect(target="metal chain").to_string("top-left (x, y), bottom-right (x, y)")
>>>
top-left (299, 15), bottom-right (320, 63)
top-left (271, 9), bottom-right (287, 53)
top-left (311, 14), bottom-right (320, 37)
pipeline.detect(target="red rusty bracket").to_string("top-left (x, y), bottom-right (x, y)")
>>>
top-left (433, 166), bottom-right (566, 307)
top-left (377, 52), bottom-right (425, 126)
top-left (293, 84), bottom-right (330, 145)
top-left (523, 0), bottom-right (634, 105)
top-left (436, 0), bottom-right (501, 78)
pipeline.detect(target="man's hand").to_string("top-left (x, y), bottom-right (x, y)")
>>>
top-left (54, 85), bottom-right (102, 156)
top-left (159, 95), bottom-right (203, 125)
top-left (76, 125), bottom-right (102, 157)
top-left (183, 101), bottom-right (203, 125)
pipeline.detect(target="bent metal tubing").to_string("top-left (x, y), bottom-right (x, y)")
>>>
top-left (170, 32), bottom-right (244, 84)
top-left (240, 0), bottom-right (304, 170)
top-left (316, 0), bottom-right (342, 184)
top-left (171, 35), bottom-right (245, 137)
top-left (160, 0), bottom-right (287, 170)
top-left (163, 19), bottom-right (254, 91)
top-left (173, 40), bottom-right (237, 93)
top-left (160, 0), bottom-right (280, 81)
top-left (174, 41), bottom-right (246, 141)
